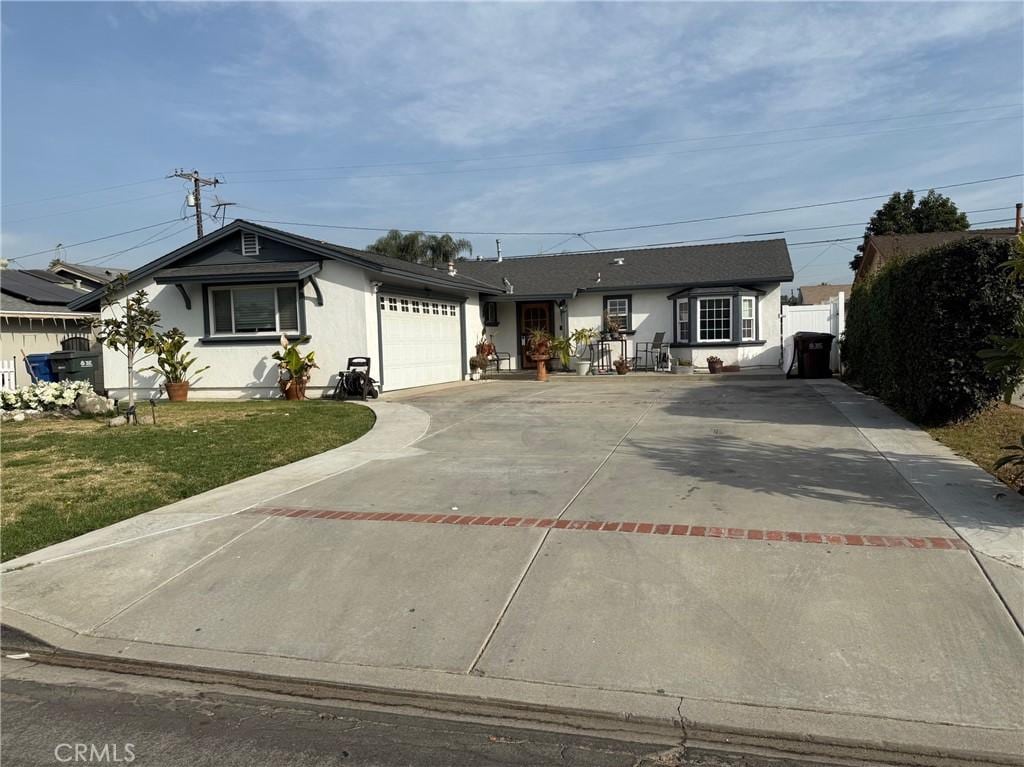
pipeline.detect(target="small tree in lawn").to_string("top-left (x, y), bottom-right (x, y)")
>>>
top-left (94, 276), bottom-right (162, 412)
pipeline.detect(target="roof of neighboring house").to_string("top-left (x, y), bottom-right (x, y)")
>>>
top-left (50, 261), bottom-right (131, 284)
top-left (0, 292), bottom-right (94, 315)
top-left (2, 270), bottom-right (87, 305)
top-left (68, 220), bottom-right (502, 310)
top-left (456, 239), bottom-right (793, 297)
top-left (799, 283), bottom-right (852, 305)
top-left (857, 227), bottom-right (1019, 282)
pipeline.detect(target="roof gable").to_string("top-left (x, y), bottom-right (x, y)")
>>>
top-left (68, 220), bottom-right (502, 310)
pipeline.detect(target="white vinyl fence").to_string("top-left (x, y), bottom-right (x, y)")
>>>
top-left (781, 292), bottom-right (846, 374)
top-left (1, 358), bottom-right (18, 391)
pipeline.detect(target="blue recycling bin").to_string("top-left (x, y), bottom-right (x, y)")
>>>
top-left (25, 354), bottom-right (55, 382)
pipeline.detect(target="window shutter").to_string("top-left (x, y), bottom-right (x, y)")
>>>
top-left (277, 287), bottom-right (299, 331)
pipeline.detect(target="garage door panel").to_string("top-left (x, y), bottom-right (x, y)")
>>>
top-left (380, 296), bottom-right (463, 391)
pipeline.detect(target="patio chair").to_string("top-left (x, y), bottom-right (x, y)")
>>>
top-left (633, 332), bottom-right (668, 372)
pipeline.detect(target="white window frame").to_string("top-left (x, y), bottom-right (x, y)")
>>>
top-left (696, 296), bottom-right (732, 343)
top-left (209, 283), bottom-right (300, 336)
top-left (676, 299), bottom-right (690, 343)
top-left (741, 296), bottom-right (755, 341)
top-left (604, 296), bottom-right (630, 331)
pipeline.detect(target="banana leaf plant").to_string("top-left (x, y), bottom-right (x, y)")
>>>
top-left (143, 328), bottom-right (209, 384)
top-left (271, 335), bottom-right (318, 398)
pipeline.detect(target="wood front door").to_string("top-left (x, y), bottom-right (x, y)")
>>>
top-left (519, 302), bottom-right (553, 368)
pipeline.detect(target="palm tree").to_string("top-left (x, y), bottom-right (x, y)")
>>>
top-left (425, 234), bottom-right (473, 267)
top-left (366, 230), bottom-right (430, 264)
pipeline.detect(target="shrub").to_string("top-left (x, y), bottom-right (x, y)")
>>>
top-left (842, 236), bottom-right (1023, 424)
top-left (2, 380), bottom-right (94, 411)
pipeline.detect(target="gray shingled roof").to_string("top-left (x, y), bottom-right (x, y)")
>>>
top-left (52, 262), bottom-right (130, 282)
top-left (457, 239), bottom-right (793, 296)
top-left (1, 293), bottom-right (93, 315)
top-left (155, 261), bottom-right (321, 281)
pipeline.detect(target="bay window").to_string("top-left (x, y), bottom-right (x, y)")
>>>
top-left (741, 296), bottom-right (755, 341)
top-left (697, 297), bottom-right (731, 342)
top-left (677, 299), bottom-right (689, 342)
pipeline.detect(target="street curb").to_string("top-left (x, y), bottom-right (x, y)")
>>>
top-left (3, 618), bottom-right (1021, 767)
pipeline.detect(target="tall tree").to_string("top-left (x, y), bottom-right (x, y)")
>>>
top-left (366, 230), bottom-right (430, 264)
top-left (367, 230), bottom-right (472, 267)
top-left (424, 234), bottom-right (473, 267)
top-left (849, 190), bottom-right (969, 273)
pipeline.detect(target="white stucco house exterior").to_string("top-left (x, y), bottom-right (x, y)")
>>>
top-left (68, 221), bottom-right (793, 398)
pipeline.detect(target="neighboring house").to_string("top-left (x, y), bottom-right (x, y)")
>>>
top-left (48, 260), bottom-right (130, 291)
top-left (459, 240), bottom-right (792, 372)
top-left (854, 228), bottom-right (1018, 284)
top-left (798, 283), bottom-right (852, 305)
top-left (1, 270), bottom-right (97, 357)
top-left (68, 220), bottom-right (793, 398)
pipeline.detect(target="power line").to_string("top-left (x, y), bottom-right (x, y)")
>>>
top-left (168, 169), bottom-right (222, 238)
top-left (78, 221), bottom-right (197, 266)
top-left (225, 116), bottom-right (1021, 185)
top-left (246, 174), bottom-right (1022, 239)
top-left (2, 177), bottom-right (167, 209)
top-left (213, 103), bottom-right (1023, 176)
top-left (5, 191), bottom-right (180, 225)
top-left (6, 218), bottom-right (189, 263)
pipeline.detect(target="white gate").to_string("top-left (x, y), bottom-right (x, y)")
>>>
top-left (781, 292), bottom-right (846, 373)
top-left (1, 358), bottom-right (18, 391)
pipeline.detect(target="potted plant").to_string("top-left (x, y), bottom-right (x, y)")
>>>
top-left (528, 328), bottom-right (553, 382)
top-left (673, 358), bottom-right (693, 375)
top-left (707, 355), bottom-right (724, 374)
top-left (142, 327), bottom-right (209, 401)
top-left (570, 327), bottom-right (598, 376)
top-left (550, 335), bottom-right (573, 372)
top-left (613, 356), bottom-right (630, 375)
top-left (272, 335), bottom-right (318, 400)
top-left (469, 355), bottom-right (487, 380)
top-left (475, 332), bottom-right (496, 358)
top-left (602, 311), bottom-right (622, 340)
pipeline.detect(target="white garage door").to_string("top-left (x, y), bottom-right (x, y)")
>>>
top-left (379, 295), bottom-right (463, 390)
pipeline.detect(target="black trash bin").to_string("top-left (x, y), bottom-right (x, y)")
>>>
top-left (789, 332), bottom-right (834, 379)
top-left (49, 350), bottom-right (102, 389)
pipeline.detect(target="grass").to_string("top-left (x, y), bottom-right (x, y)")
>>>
top-left (0, 401), bottom-right (375, 561)
top-left (927, 402), bottom-right (1024, 493)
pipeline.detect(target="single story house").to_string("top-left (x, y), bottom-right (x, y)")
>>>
top-left (48, 260), bottom-right (130, 291)
top-left (68, 220), bottom-right (793, 398)
top-left (854, 227), bottom-right (1019, 284)
top-left (1, 269), bottom-right (97, 358)
top-left (798, 283), bottom-right (851, 306)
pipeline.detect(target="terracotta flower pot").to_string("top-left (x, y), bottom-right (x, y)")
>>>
top-left (281, 378), bottom-right (307, 400)
top-left (707, 360), bottom-right (724, 374)
top-left (165, 382), bottom-right (190, 401)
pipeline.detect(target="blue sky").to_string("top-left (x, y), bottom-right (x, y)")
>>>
top-left (2, 1), bottom-right (1022, 291)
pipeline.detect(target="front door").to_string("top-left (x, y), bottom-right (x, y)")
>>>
top-left (519, 302), bottom-right (553, 368)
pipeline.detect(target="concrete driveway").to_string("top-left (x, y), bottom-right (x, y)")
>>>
top-left (4, 377), bottom-right (1022, 761)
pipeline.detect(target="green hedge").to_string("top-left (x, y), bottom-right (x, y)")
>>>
top-left (842, 236), bottom-right (1023, 425)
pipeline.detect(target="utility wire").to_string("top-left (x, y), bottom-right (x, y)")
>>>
top-left (78, 221), bottom-right (196, 266)
top-left (225, 116), bottom-right (1021, 185)
top-left (6, 218), bottom-right (189, 262)
top-left (213, 102), bottom-right (1023, 175)
top-left (5, 191), bottom-right (180, 225)
top-left (2, 177), bottom-right (168, 209)
top-left (246, 174), bottom-right (1022, 239)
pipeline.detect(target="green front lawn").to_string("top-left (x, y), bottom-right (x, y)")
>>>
top-left (1, 401), bottom-right (375, 561)
top-left (927, 402), bottom-right (1024, 493)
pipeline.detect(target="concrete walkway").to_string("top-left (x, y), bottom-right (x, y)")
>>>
top-left (3, 378), bottom-right (1022, 763)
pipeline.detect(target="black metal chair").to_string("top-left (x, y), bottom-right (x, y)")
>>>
top-left (633, 332), bottom-right (668, 371)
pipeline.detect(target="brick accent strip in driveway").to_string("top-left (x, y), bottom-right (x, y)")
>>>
top-left (247, 506), bottom-right (968, 551)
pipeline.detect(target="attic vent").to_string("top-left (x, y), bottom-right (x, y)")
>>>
top-left (241, 232), bottom-right (260, 257)
top-left (611, 257), bottom-right (625, 266)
